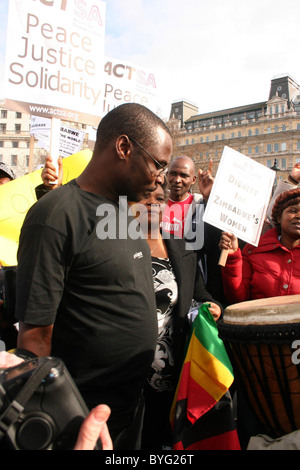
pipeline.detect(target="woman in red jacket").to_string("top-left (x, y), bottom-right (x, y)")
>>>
top-left (219, 188), bottom-right (300, 304)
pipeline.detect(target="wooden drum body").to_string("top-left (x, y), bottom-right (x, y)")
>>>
top-left (218, 295), bottom-right (300, 438)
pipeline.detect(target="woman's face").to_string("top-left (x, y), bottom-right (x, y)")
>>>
top-left (279, 202), bottom-right (300, 241)
top-left (133, 185), bottom-right (167, 231)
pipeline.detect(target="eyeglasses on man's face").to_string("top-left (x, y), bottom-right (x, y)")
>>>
top-left (128, 136), bottom-right (168, 176)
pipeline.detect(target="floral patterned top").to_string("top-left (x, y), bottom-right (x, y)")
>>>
top-left (147, 257), bottom-right (178, 392)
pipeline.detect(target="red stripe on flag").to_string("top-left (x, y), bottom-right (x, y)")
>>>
top-left (174, 361), bottom-right (218, 424)
top-left (186, 376), bottom-right (217, 423)
top-left (173, 430), bottom-right (240, 451)
top-left (184, 430), bottom-right (241, 450)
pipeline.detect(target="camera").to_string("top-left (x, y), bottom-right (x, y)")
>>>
top-left (0, 356), bottom-right (90, 450)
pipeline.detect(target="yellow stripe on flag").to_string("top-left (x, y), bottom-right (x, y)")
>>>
top-left (186, 335), bottom-right (233, 402)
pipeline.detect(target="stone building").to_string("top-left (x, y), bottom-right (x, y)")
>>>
top-left (167, 74), bottom-right (300, 184)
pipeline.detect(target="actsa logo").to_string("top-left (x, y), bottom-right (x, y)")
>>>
top-left (33, 0), bottom-right (104, 25)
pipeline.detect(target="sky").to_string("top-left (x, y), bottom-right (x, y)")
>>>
top-left (1, 0), bottom-right (300, 120)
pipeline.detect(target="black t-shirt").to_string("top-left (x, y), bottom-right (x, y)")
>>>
top-left (16, 180), bottom-right (157, 426)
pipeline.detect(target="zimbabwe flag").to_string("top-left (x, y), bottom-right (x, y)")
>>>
top-left (170, 303), bottom-right (240, 450)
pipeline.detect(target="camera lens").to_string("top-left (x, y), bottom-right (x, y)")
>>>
top-left (17, 413), bottom-right (54, 450)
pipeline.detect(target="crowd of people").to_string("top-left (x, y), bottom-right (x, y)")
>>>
top-left (0, 102), bottom-right (299, 451)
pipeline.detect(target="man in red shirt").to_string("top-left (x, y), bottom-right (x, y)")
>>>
top-left (161, 156), bottom-right (213, 247)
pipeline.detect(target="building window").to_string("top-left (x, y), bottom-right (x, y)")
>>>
top-left (206, 137), bottom-right (209, 142)
top-left (282, 125), bottom-right (286, 131)
top-left (0, 123), bottom-right (6, 132)
top-left (248, 147), bottom-right (252, 154)
top-left (15, 124), bottom-right (21, 133)
top-left (248, 130), bottom-right (252, 136)
top-left (281, 158), bottom-right (287, 169)
top-left (238, 131), bottom-right (242, 137)
top-left (267, 144), bottom-right (272, 153)
top-left (267, 160), bottom-right (272, 168)
top-left (297, 124), bottom-right (300, 130)
top-left (255, 145), bottom-right (259, 154)
top-left (215, 135), bottom-right (219, 141)
top-left (274, 143), bottom-right (279, 152)
top-left (267, 127), bottom-right (272, 134)
top-left (297, 141), bottom-right (300, 150)
top-left (0, 141), bottom-right (3, 147)
top-left (185, 139), bottom-right (189, 145)
top-left (255, 128), bottom-right (259, 135)
top-left (15, 112), bottom-right (22, 119)
top-left (1, 110), bottom-right (7, 119)
top-left (275, 126), bottom-right (279, 133)
top-left (222, 133), bottom-right (225, 140)
top-left (11, 155), bottom-right (18, 166)
top-left (12, 141), bottom-right (19, 148)
top-left (296, 157), bottom-right (300, 164)
top-left (281, 142), bottom-right (287, 151)
top-left (231, 132), bottom-right (235, 138)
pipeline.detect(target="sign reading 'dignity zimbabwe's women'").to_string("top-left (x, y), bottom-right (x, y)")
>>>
top-left (203, 146), bottom-right (275, 246)
top-left (4, 0), bottom-right (106, 126)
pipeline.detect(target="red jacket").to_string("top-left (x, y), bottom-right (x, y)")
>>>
top-left (221, 228), bottom-right (300, 304)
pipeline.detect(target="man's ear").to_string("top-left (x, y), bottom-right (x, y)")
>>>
top-left (115, 135), bottom-right (131, 160)
top-left (191, 174), bottom-right (197, 186)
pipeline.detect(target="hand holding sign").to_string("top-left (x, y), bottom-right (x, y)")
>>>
top-left (218, 231), bottom-right (239, 265)
top-left (41, 156), bottom-right (63, 189)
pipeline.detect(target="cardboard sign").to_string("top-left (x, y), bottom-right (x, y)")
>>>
top-left (203, 146), bottom-right (275, 246)
top-left (4, 0), bottom-right (106, 126)
top-left (30, 116), bottom-right (85, 157)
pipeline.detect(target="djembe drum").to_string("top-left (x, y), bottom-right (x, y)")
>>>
top-left (218, 295), bottom-right (300, 438)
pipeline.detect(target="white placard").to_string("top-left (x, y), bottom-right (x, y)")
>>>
top-left (4, 0), bottom-right (106, 126)
top-left (30, 116), bottom-right (85, 158)
top-left (203, 146), bottom-right (275, 246)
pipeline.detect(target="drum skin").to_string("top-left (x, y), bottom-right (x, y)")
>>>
top-left (218, 295), bottom-right (300, 438)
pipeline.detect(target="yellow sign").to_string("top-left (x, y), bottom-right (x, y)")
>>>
top-left (0, 149), bottom-right (92, 266)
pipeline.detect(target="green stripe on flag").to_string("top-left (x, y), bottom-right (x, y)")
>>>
top-left (193, 304), bottom-right (233, 375)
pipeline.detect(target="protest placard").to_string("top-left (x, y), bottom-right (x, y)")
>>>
top-left (203, 146), bottom-right (275, 264)
top-left (30, 116), bottom-right (85, 158)
top-left (4, 0), bottom-right (106, 126)
top-left (0, 149), bottom-right (92, 266)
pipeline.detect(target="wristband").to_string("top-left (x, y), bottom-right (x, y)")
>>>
top-left (288, 175), bottom-right (298, 185)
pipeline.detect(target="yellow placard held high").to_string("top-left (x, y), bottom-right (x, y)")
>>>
top-left (0, 149), bottom-right (92, 266)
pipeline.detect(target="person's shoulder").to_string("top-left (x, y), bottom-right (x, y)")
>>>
top-left (25, 181), bottom-right (77, 223)
top-left (192, 193), bottom-right (204, 204)
top-left (163, 232), bottom-right (196, 255)
top-left (243, 228), bottom-right (278, 255)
